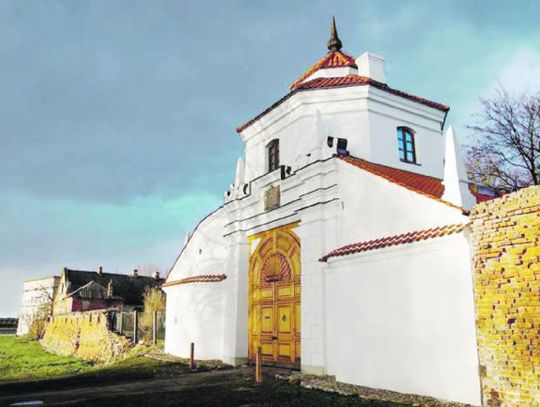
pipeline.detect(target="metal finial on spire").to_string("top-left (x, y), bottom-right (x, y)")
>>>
top-left (327, 16), bottom-right (342, 52)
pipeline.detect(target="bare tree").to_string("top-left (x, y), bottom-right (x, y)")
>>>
top-left (26, 285), bottom-right (55, 340)
top-left (466, 87), bottom-right (540, 191)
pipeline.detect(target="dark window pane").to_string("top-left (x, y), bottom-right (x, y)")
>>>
top-left (268, 139), bottom-right (279, 171)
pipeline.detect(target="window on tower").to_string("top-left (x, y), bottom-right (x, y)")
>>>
top-left (267, 139), bottom-right (280, 172)
top-left (397, 127), bottom-right (417, 164)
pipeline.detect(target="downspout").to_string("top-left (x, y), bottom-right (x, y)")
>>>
top-left (441, 108), bottom-right (450, 132)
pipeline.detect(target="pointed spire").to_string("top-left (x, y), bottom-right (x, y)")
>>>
top-left (327, 16), bottom-right (342, 52)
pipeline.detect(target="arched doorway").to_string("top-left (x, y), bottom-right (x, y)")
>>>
top-left (248, 223), bottom-right (301, 367)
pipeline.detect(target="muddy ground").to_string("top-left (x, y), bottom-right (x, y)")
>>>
top-left (0, 366), bottom-right (406, 407)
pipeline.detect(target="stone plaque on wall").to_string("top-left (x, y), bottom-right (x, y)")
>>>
top-left (264, 185), bottom-right (280, 211)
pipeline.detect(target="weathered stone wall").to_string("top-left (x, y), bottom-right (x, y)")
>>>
top-left (41, 311), bottom-right (130, 363)
top-left (470, 186), bottom-right (540, 406)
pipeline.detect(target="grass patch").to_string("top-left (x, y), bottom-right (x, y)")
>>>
top-left (0, 335), bottom-right (92, 382)
top-left (0, 336), bottom-right (191, 390)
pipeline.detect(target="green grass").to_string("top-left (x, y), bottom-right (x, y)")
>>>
top-left (0, 336), bottom-right (188, 387)
top-left (0, 335), bottom-right (92, 382)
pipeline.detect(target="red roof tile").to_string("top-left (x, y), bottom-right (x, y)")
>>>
top-left (340, 156), bottom-right (496, 208)
top-left (162, 274), bottom-right (227, 288)
top-left (340, 155), bottom-right (447, 198)
top-left (296, 76), bottom-right (450, 111)
top-left (290, 51), bottom-right (357, 90)
top-left (236, 75), bottom-right (449, 133)
top-left (319, 223), bottom-right (469, 262)
top-left (471, 191), bottom-right (494, 203)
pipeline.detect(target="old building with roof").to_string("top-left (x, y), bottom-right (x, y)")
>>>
top-left (163, 18), bottom-right (498, 405)
top-left (53, 267), bottom-right (163, 315)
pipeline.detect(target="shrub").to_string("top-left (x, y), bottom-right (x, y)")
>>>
top-left (139, 287), bottom-right (166, 343)
top-left (27, 317), bottom-right (47, 341)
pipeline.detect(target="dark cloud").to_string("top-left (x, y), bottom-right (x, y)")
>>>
top-left (0, 0), bottom-right (539, 315)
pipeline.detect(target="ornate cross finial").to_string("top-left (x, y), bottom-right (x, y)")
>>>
top-left (327, 16), bottom-right (342, 52)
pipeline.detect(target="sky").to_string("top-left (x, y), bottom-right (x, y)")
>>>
top-left (1, 0), bottom-right (540, 316)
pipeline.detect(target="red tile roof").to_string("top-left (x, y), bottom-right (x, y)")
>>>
top-left (236, 75), bottom-right (449, 133)
top-left (339, 155), bottom-right (458, 204)
top-left (162, 274), bottom-right (227, 288)
top-left (471, 191), bottom-right (494, 203)
top-left (290, 50), bottom-right (357, 90)
top-left (340, 156), bottom-right (497, 208)
top-left (296, 76), bottom-right (450, 111)
top-left (319, 223), bottom-right (469, 262)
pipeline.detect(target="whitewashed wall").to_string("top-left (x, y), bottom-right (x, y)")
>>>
top-left (164, 207), bottom-right (229, 360)
top-left (165, 283), bottom-right (226, 360)
top-left (240, 85), bottom-right (446, 183)
top-left (336, 159), bottom-right (467, 247)
top-left (323, 233), bottom-right (482, 405)
top-left (17, 276), bottom-right (59, 335)
top-left (367, 87), bottom-right (445, 178)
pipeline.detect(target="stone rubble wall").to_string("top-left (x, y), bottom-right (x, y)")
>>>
top-left (41, 310), bottom-right (130, 363)
top-left (470, 186), bottom-right (540, 406)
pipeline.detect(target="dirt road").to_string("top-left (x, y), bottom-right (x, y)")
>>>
top-left (0, 367), bottom-right (402, 407)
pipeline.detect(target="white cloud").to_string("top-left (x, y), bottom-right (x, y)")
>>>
top-left (492, 47), bottom-right (540, 95)
top-left (454, 47), bottom-right (540, 144)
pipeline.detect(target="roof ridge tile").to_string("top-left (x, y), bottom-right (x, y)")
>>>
top-left (319, 222), bottom-right (470, 262)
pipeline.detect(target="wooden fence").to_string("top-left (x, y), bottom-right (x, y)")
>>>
top-left (108, 310), bottom-right (165, 345)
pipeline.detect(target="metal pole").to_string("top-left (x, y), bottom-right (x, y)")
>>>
top-left (189, 342), bottom-right (195, 369)
top-left (133, 310), bottom-right (138, 344)
top-left (255, 346), bottom-right (263, 383)
top-left (152, 310), bottom-right (157, 346)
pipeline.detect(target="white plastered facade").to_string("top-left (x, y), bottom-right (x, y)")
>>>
top-left (17, 276), bottom-right (59, 335)
top-left (164, 47), bottom-right (482, 405)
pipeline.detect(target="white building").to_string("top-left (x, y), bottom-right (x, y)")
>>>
top-left (17, 275), bottom-right (59, 335)
top-left (164, 19), bottom-right (488, 405)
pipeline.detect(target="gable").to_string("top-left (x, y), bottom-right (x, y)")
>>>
top-left (166, 206), bottom-right (227, 284)
top-left (335, 157), bottom-right (469, 248)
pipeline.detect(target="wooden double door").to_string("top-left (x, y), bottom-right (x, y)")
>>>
top-left (248, 223), bottom-right (301, 366)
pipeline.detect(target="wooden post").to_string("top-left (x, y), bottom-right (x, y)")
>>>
top-left (255, 346), bottom-right (263, 383)
top-left (189, 342), bottom-right (195, 369)
top-left (133, 310), bottom-right (138, 344)
top-left (118, 312), bottom-right (123, 335)
top-left (152, 310), bottom-right (157, 346)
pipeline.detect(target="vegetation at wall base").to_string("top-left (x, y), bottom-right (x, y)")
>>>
top-left (140, 286), bottom-right (166, 342)
top-left (0, 336), bottom-right (172, 386)
top-left (0, 335), bottom-right (91, 382)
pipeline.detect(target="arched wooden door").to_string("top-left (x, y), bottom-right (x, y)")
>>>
top-left (248, 223), bottom-right (301, 367)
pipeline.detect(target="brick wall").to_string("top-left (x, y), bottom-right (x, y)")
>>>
top-left (42, 311), bottom-right (130, 363)
top-left (470, 186), bottom-right (540, 406)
